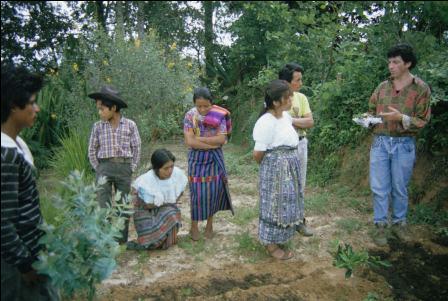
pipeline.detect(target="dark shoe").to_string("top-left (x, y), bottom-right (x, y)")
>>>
top-left (296, 223), bottom-right (314, 237)
top-left (391, 223), bottom-right (411, 241)
top-left (372, 224), bottom-right (388, 246)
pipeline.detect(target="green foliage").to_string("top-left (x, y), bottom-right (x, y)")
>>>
top-left (332, 243), bottom-right (391, 278)
top-left (336, 218), bottom-right (363, 234)
top-left (234, 231), bottom-right (267, 263)
top-left (21, 81), bottom-right (69, 169)
top-left (49, 127), bottom-right (94, 182)
top-left (33, 171), bottom-right (132, 300)
top-left (39, 195), bottom-right (61, 227)
top-left (177, 236), bottom-right (206, 257)
top-left (408, 203), bottom-right (448, 226)
top-left (229, 206), bottom-right (259, 226)
top-left (306, 191), bottom-right (332, 213)
top-left (225, 148), bottom-right (258, 177)
top-left (1, 2), bottom-right (73, 70)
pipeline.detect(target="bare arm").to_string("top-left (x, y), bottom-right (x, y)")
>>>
top-left (184, 130), bottom-right (219, 150)
top-left (253, 150), bottom-right (265, 164)
top-left (197, 134), bottom-right (226, 146)
top-left (292, 112), bottom-right (314, 129)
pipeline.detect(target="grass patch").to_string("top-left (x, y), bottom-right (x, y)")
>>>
top-left (180, 287), bottom-right (193, 297)
top-left (177, 236), bottom-right (209, 261)
top-left (346, 198), bottom-right (371, 213)
top-left (230, 184), bottom-right (258, 196)
top-left (303, 236), bottom-right (321, 255)
top-left (408, 203), bottom-right (448, 226)
top-left (224, 148), bottom-right (258, 178)
top-left (229, 205), bottom-right (259, 226)
top-left (336, 218), bottom-right (364, 234)
top-left (306, 191), bottom-right (332, 214)
top-left (39, 195), bottom-right (62, 226)
top-left (234, 231), bottom-right (267, 263)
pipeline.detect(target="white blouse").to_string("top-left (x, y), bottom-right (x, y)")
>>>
top-left (252, 111), bottom-right (299, 151)
top-left (132, 166), bottom-right (188, 206)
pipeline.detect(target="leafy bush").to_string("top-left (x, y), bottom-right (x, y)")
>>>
top-left (56, 29), bottom-right (198, 143)
top-left (408, 203), bottom-right (448, 227)
top-left (33, 171), bottom-right (132, 300)
top-left (50, 127), bottom-right (94, 182)
top-left (21, 81), bottom-right (69, 169)
top-left (332, 242), bottom-right (391, 278)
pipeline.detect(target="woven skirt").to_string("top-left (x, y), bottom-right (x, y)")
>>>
top-left (258, 146), bottom-right (304, 245)
top-left (130, 201), bottom-right (181, 250)
top-left (188, 148), bottom-right (234, 221)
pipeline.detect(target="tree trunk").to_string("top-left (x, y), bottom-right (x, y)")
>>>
top-left (204, 1), bottom-right (214, 80)
top-left (137, 1), bottom-right (146, 40)
top-left (95, 1), bottom-right (107, 31)
top-left (115, 1), bottom-right (125, 40)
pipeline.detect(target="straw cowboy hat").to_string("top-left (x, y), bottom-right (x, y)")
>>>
top-left (88, 85), bottom-right (128, 108)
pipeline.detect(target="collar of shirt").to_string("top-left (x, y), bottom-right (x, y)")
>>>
top-left (99, 116), bottom-right (125, 126)
top-left (1, 132), bottom-right (35, 166)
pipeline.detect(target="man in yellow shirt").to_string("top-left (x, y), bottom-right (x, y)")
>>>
top-left (279, 63), bottom-right (314, 236)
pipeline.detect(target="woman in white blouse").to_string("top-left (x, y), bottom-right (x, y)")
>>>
top-left (252, 79), bottom-right (303, 260)
top-left (127, 149), bottom-right (187, 250)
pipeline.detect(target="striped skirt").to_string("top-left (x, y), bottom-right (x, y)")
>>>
top-left (258, 146), bottom-right (304, 245)
top-left (130, 199), bottom-right (181, 250)
top-left (188, 148), bottom-right (234, 221)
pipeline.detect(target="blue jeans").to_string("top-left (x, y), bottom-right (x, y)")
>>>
top-left (370, 135), bottom-right (416, 225)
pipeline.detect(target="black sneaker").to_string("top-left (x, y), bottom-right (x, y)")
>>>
top-left (296, 223), bottom-right (314, 236)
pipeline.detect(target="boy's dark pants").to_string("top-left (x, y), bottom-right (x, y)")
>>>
top-left (96, 159), bottom-right (132, 244)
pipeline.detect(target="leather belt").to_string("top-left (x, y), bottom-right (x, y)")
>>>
top-left (99, 157), bottom-right (131, 163)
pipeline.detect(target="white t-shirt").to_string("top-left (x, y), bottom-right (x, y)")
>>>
top-left (252, 111), bottom-right (299, 151)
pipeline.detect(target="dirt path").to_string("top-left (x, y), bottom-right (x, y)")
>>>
top-left (90, 141), bottom-right (447, 301)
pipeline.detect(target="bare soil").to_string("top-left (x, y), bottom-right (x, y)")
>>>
top-left (79, 141), bottom-right (447, 301)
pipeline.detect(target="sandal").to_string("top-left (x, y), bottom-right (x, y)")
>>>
top-left (266, 245), bottom-right (294, 260)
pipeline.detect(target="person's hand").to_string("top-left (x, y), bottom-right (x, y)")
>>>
top-left (21, 269), bottom-right (45, 286)
top-left (378, 106), bottom-right (402, 121)
top-left (293, 107), bottom-right (300, 116)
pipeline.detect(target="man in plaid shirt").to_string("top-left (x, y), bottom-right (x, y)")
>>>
top-left (368, 44), bottom-right (431, 246)
top-left (88, 86), bottom-right (141, 244)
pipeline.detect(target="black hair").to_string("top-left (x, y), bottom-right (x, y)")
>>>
top-left (98, 98), bottom-right (121, 112)
top-left (193, 87), bottom-right (213, 104)
top-left (151, 148), bottom-right (176, 177)
top-left (259, 79), bottom-right (292, 117)
top-left (1, 62), bottom-right (43, 123)
top-left (387, 43), bottom-right (417, 70)
top-left (278, 62), bottom-right (304, 83)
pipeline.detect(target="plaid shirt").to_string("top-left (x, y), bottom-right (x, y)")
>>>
top-left (368, 76), bottom-right (431, 137)
top-left (88, 117), bottom-right (141, 171)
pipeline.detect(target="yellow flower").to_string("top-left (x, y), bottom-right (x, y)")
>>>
top-left (102, 60), bottom-right (109, 66)
top-left (51, 113), bottom-right (57, 119)
top-left (134, 39), bottom-right (141, 49)
top-left (72, 63), bottom-right (79, 72)
top-left (187, 62), bottom-right (193, 69)
top-left (106, 77), bottom-right (112, 83)
top-left (170, 42), bottom-right (177, 50)
top-left (167, 62), bottom-right (175, 69)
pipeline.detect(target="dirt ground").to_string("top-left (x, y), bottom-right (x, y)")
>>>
top-left (86, 141), bottom-right (447, 301)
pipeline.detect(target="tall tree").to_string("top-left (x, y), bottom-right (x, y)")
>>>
top-left (1, 1), bottom-right (72, 70)
top-left (204, 1), bottom-right (215, 80)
